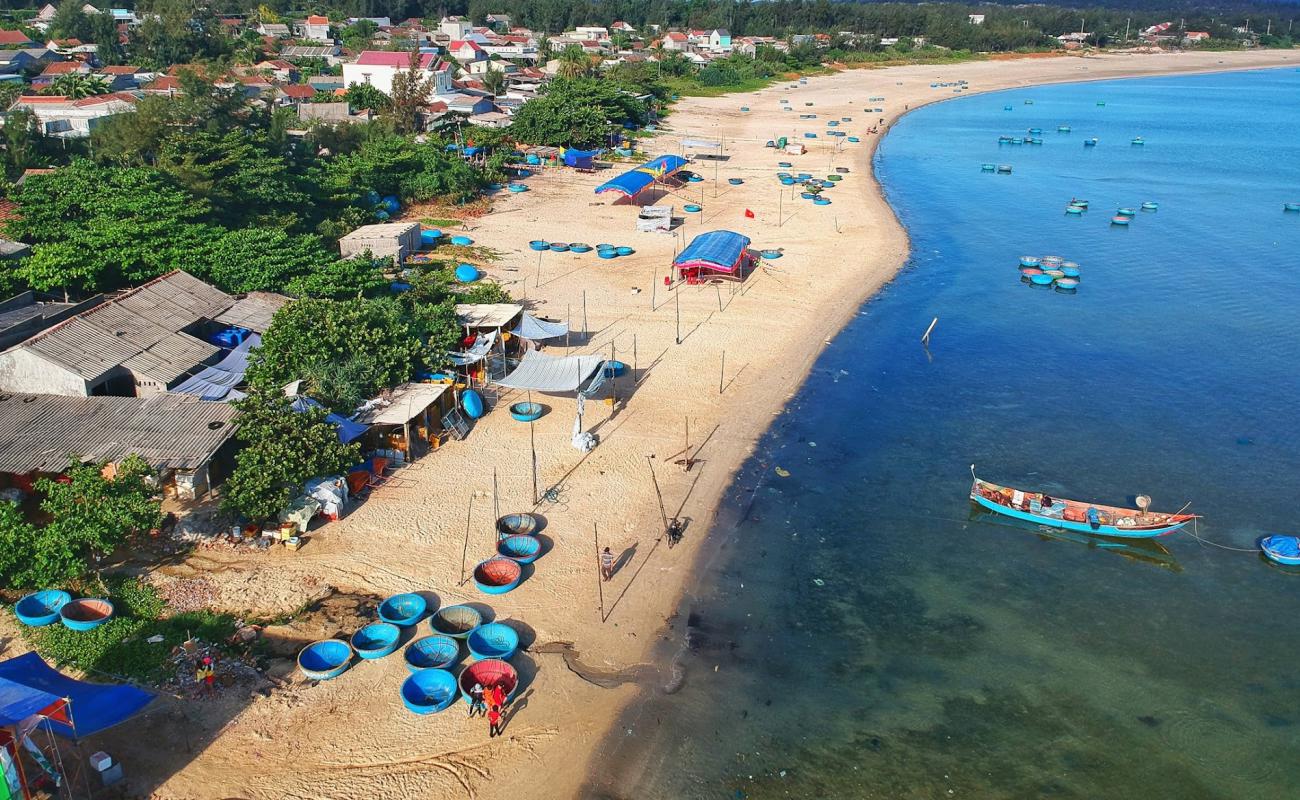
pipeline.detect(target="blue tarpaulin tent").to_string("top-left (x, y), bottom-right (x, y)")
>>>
top-left (563, 148), bottom-right (601, 169)
top-left (673, 230), bottom-right (752, 274)
top-left (594, 155), bottom-right (688, 198)
top-left (291, 396), bottom-right (368, 444)
top-left (0, 653), bottom-right (154, 738)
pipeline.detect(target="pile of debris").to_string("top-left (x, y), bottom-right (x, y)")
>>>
top-left (153, 577), bottom-right (219, 614)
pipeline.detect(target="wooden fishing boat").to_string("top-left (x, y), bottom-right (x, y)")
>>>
top-left (969, 468), bottom-right (1195, 538)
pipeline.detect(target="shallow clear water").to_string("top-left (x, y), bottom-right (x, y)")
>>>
top-left (596, 69), bottom-right (1300, 799)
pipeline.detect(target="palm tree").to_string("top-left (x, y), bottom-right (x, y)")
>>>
top-left (558, 44), bottom-right (591, 78)
top-left (48, 72), bottom-right (110, 99)
top-left (481, 65), bottom-right (506, 97)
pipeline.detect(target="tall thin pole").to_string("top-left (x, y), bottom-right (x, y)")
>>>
top-left (609, 341), bottom-right (617, 403)
top-left (492, 469), bottom-right (499, 534)
top-left (594, 522), bottom-right (605, 620)
top-left (650, 268), bottom-right (656, 309)
top-left (719, 350), bottom-right (725, 394)
top-left (536, 249), bottom-right (543, 285)
top-left (715, 283), bottom-right (722, 311)
top-left (632, 333), bottom-right (637, 382)
top-left (582, 290), bottom-right (588, 340)
top-left (778, 188), bottom-right (783, 228)
top-left (675, 288), bottom-right (681, 344)
top-left (646, 456), bottom-right (669, 536)
top-left (460, 493), bottom-right (473, 584)
top-left (566, 303), bottom-right (571, 350)
top-left (528, 391), bottom-right (538, 504)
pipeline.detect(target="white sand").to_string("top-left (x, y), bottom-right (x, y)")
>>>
top-left (7, 49), bottom-right (1291, 799)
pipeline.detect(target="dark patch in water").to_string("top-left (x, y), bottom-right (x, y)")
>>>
top-left (1137, 714), bottom-right (1161, 727)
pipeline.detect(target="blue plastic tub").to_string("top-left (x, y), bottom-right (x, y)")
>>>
top-left (497, 534), bottom-right (542, 564)
top-left (760, 250), bottom-right (783, 260)
top-left (603, 360), bottom-right (627, 377)
top-left (15, 590), bottom-right (71, 627)
top-left (351, 622), bottom-right (401, 660)
top-left (299, 639), bottom-right (353, 680)
top-left (473, 558), bottom-right (522, 595)
top-left (569, 243), bottom-right (593, 253)
top-left (462, 389), bottom-right (484, 419)
top-left (528, 240), bottom-right (549, 251)
top-left (431, 605), bottom-right (482, 639)
top-left (467, 622), bottom-right (521, 661)
top-left (509, 401), bottom-right (543, 422)
top-left (421, 230), bottom-right (442, 245)
top-left (378, 592), bottom-right (428, 627)
top-left (400, 668), bottom-right (458, 714)
top-left (59, 599), bottom-right (113, 631)
top-left (508, 183), bottom-right (528, 193)
top-left (405, 635), bottom-right (460, 672)
top-left (450, 235), bottom-right (473, 246)
top-left (684, 204), bottom-right (701, 213)
top-left (615, 246), bottom-right (635, 256)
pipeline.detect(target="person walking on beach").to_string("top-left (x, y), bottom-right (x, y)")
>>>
top-left (196, 656), bottom-right (215, 698)
top-left (667, 519), bottom-right (684, 548)
top-left (600, 546), bottom-right (615, 581)
top-left (468, 682), bottom-right (485, 717)
top-left (487, 704), bottom-right (503, 738)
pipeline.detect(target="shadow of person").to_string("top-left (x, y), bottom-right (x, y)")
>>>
top-left (501, 687), bottom-right (534, 734)
top-left (611, 543), bottom-right (639, 578)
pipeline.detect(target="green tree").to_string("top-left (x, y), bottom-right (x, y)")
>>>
top-left (90, 94), bottom-right (181, 166)
top-left (340, 19), bottom-right (378, 51)
top-left (248, 297), bottom-right (424, 410)
top-left (387, 50), bottom-right (435, 134)
top-left (557, 43), bottom-right (593, 78)
top-left (344, 81), bottom-right (391, 112)
top-left (285, 256), bottom-right (388, 299)
top-left (38, 454), bottom-right (162, 567)
top-left (481, 63), bottom-right (507, 97)
top-left (48, 0), bottom-right (91, 41)
top-left (2, 108), bottom-right (42, 177)
top-left (47, 72), bottom-right (110, 99)
top-left (200, 228), bottom-right (334, 293)
top-left (222, 388), bottom-right (360, 521)
top-left (86, 9), bottom-right (124, 65)
top-left (154, 129), bottom-right (310, 227)
top-left (0, 501), bottom-right (39, 589)
top-left (5, 160), bottom-right (213, 293)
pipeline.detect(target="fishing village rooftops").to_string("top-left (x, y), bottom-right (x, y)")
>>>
top-left (0, 392), bottom-right (237, 473)
top-left (455, 303), bottom-right (523, 330)
top-left (353, 383), bottom-right (449, 426)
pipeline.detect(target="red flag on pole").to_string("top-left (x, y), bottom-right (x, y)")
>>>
top-left (744, 209), bottom-right (755, 219)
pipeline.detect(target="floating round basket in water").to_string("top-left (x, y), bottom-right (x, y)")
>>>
top-left (1072, 200), bottom-right (1090, 209)
top-left (1019, 256), bottom-right (1041, 267)
top-left (298, 639), bottom-right (353, 680)
top-left (1116, 208), bottom-right (1136, 218)
top-left (496, 513), bottom-right (538, 537)
top-left (569, 243), bottom-right (592, 253)
top-left (1020, 268), bottom-right (1044, 277)
top-left (459, 659), bottom-right (518, 705)
top-left (1285, 203), bottom-right (1300, 212)
top-left (1066, 206), bottom-right (1084, 214)
top-left (351, 622), bottom-right (401, 660)
top-left (497, 535), bottom-right (542, 564)
top-left (1260, 534), bottom-right (1300, 566)
top-left (454, 264), bottom-right (480, 283)
top-left (1055, 278), bottom-right (1080, 291)
top-left (1044, 269), bottom-right (1065, 279)
top-left (1029, 273), bottom-right (1055, 286)
top-left (1041, 256), bottom-right (1063, 267)
top-left (1111, 216), bottom-right (1130, 226)
top-left (15, 590), bottom-right (71, 627)
top-left (450, 236), bottom-right (473, 246)
top-left (431, 605), bottom-right (482, 639)
top-left (60, 599), bottom-right (113, 631)
top-left (378, 593), bottom-right (428, 627)
top-left (468, 622), bottom-right (521, 661)
top-left (474, 558), bottom-right (522, 595)
top-left (401, 668), bottom-right (458, 715)
top-left (1131, 138), bottom-right (1145, 145)
top-left (1142, 202), bottom-right (1159, 211)
top-left (1061, 265), bottom-right (1081, 278)
top-left (509, 402), bottom-right (543, 422)
top-left (405, 635), bottom-right (460, 672)
top-left (528, 240), bottom-right (549, 251)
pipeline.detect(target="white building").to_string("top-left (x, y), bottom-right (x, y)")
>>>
top-left (302, 14), bottom-right (332, 42)
top-left (8, 91), bottom-right (139, 138)
top-left (575, 26), bottom-right (609, 40)
top-left (440, 16), bottom-right (472, 39)
top-left (342, 51), bottom-right (453, 99)
top-left (968, 14), bottom-right (985, 25)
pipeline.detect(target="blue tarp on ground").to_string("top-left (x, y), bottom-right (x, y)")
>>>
top-left (673, 230), bottom-right (752, 272)
top-left (0, 653), bottom-right (154, 738)
top-left (171, 333), bottom-right (261, 402)
top-left (291, 396), bottom-right (369, 444)
top-left (594, 155), bottom-right (688, 197)
top-left (563, 148), bottom-right (601, 168)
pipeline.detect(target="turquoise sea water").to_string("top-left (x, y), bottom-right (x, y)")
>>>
top-left (592, 69), bottom-right (1300, 799)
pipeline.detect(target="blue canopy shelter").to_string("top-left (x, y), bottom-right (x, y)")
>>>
top-left (673, 230), bottom-right (753, 283)
top-left (595, 155), bottom-right (688, 201)
top-left (0, 653), bottom-right (154, 739)
top-left (562, 148), bottom-right (601, 170)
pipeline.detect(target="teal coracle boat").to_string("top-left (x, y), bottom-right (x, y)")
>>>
top-left (970, 471), bottom-right (1196, 539)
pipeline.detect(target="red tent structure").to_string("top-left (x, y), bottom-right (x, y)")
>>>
top-left (672, 230), bottom-right (754, 284)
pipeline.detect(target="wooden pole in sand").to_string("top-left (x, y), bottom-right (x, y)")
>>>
top-left (715, 283), bottom-right (723, 312)
top-left (460, 493), bottom-right (473, 585)
top-left (719, 350), bottom-right (725, 394)
top-left (528, 390), bottom-right (538, 504)
top-left (633, 334), bottom-right (638, 382)
top-left (674, 288), bottom-right (681, 344)
top-left (594, 522), bottom-right (605, 620)
top-left (582, 290), bottom-right (588, 342)
top-left (492, 469), bottom-right (499, 537)
top-left (778, 188), bottom-right (783, 228)
top-left (650, 269), bottom-right (656, 309)
top-left (566, 304), bottom-right (571, 351)
top-left (609, 341), bottom-right (616, 403)
top-left (536, 249), bottom-right (542, 285)
top-left (647, 455), bottom-right (669, 537)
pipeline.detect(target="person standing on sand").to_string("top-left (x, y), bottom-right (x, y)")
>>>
top-left (487, 704), bottom-right (503, 738)
top-left (488, 683), bottom-right (506, 711)
top-left (600, 546), bottom-right (615, 581)
top-left (196, 656), bottom-right (215, 698)
top-left (468, 682), bottom-right (485, 717)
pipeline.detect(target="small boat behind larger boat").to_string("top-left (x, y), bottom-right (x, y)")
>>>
top-left (969, 468), bottom-right (1195, 538)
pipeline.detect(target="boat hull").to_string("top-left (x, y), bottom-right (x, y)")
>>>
top-left (969, 490), bottom-right (1188, 539)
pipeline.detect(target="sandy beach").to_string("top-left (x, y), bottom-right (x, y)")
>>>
top-left (2, 48), bottom-right (1292, 800)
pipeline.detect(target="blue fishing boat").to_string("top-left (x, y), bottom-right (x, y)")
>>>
top-left (1141, 202), bottom-right (1159, 211)
top-left (1260, 535), bottom-right (1300, 565)
top-left (351, 622), bottom-right (401, 660)
top-left (60, 599), bottom-right (113, 631)
top-left (616, 246), bottom-right (635, 256)
top-left (454, 264), bottom-right (480, 283)
top-left (548, 242), bottom-right (569, 252)
top-left (450, 235), bottom-right (473, 246)
top-left (378, 593), bottom-right (428, 626)
top-left (404, 635), bottom-right (460, 672)
top-left (1111, 216), bottom-right (1130, 226)
top-left (997, 165), bottom-right (1013, 174)
top-left (1061, 263), bottom-right (1081, 278)
top-left (1055, 278), bottom-right (1080, 290)
top-left (401, 669), bottom-right (458, 714)
top-left (528, 240), bottom-right (549, 251)
top-left (1066, 206), bottom-right (1084, 214)
top-left (1058, 125), bottom-right (1071, 132)
top-left (15, 590), bottom-right (71, 627)
top-left (970, 469), bottom-right (1195, 538)
top-left (982, 164), bottom-right (996, 172)
top-left (1071, 199), bottom-right (1089, 209)
top-left (431, 605), bottom-right (482, 639)
top-left (467, 622), bottom-right (521, 661)
top-left (569, 243), bottom-right (593, 253)
top-left (498, 534), bottom-right (542, 564)
top-left (1117, 208), bottom-right (1136, 217)
top-left (1019, 256), bottom-right (1041, 267)
top-left (1028, 127), bottom-right (1042, 134)
top-left (1029, 273), bottom-right (1054, 286)
top-left (496, 513), bottom-right (538, 537)
top-left (1131, 137), bottom-right (1145, 145)
top-left (298, 640), bottom-right (354, 680)
top-left (474, 558), bottom-right (522, 595)
top-left (1284, 203), bottom-right (1300, 212)
top-left (1084, 138), bottom-right (1098, 147)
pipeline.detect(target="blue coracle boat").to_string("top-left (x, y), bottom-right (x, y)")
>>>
top-left (969, 468), bottom-right (1195, 538)
top-left (1260, 535), bottom-right (1300, 565)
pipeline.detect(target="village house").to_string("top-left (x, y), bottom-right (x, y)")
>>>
top-left (280, 44), bottom-right (342, 65)
top-left (338, 222), bottom-right (421, 263)
top-left (255, 21), bottom-right (291, 38)
top-left (95, 64), bottom-right (149, 90)
top-left (342, 50), bottom-right (453, 99)
top-left (440, 16), bottom-right (472, 39)
top-left (0, 291), bottom-right (103, 350)
top-left (298, 101), bottom-right (372, 125)
top-left (6, 91), bottom-right (140, 138)
top-left (0, 271), bottom-right (285, 398)
top-left (485, 14), bottom-right (511, 31)
top-left (660, 31), bottom-right (691, 51)
top-left (0, 30), bottom-right (36, 49)
top-left (254, 59), bottom-right (298, 82)
top-left (969, 14), bottom-right (986, 25)
top-left (300, 14), bottom-right (333, 42)
top-left (708, 29), bottom-right (732, 51)
top-left (446, 39), bottom-right (486, 63)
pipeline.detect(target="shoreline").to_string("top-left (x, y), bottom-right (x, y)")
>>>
top-left (40, 48), bottom-right (1295, 800)
top-left (568, 49), bottom-right (1300, 799)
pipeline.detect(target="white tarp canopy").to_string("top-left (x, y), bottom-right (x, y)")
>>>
top-left (512, 313), bottom-right (568, 341)
top-left (449, 330), bottom-right (497, 365)
top-left (493, 350), bottom-right (606, 394)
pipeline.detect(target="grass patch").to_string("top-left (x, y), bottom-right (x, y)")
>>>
top-left (663, 75), bottom-right (781, 98)
top-left (14, 576), bottom-right (240, 685)
top-left (420, 217), bottom-right (467, 229)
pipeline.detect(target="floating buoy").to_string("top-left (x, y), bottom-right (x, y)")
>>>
top-left (1024, 99), bottom-right (1034, 105)
top-left (1097, 101), bottom-right (1106, 107)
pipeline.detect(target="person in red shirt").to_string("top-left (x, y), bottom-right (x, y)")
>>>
top-left (488, 704), bottom-right (503, 737)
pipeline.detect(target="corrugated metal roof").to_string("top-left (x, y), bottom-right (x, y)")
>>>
top-left (353, 383), bottom-right (449, 425)
top-left (0, 393), bottom-right (238, 473)
top-left (5, 271), bottom-right (234, 382)
top-left (121, 332), bottom-right (219, 385)
top-left (455, 303), bottom-right (522, 330)
top-left (214, 292), bottom-right (290, 334)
